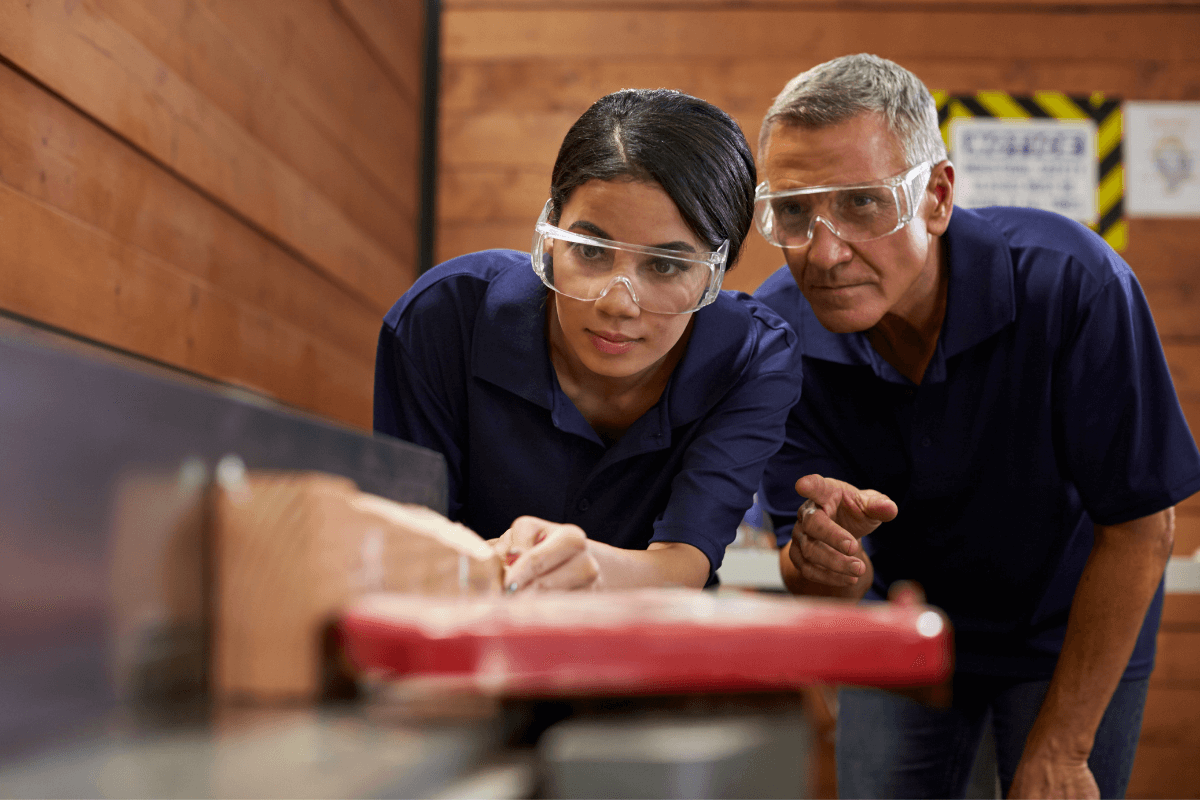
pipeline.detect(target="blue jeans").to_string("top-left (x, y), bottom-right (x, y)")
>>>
top-left (836, 674), bottom-right (1150, 799)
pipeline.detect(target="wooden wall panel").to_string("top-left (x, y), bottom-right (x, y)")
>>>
top-left (0, 0), bottom-right (425, 429)
top-left (440, 4), bottom-right (1200, 798)
top-left (438, 2), bottom-right (1200, 294)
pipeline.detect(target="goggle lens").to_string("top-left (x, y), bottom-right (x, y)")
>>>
top-left (755, 161), bottom-right (932, 248)
top-left (530, 201), bottom-right (728, 315)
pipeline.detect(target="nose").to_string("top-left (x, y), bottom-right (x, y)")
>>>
top-left (593, 275), bottom-right (641, 317)
top-left (804, 216), bottom-right (852, 269)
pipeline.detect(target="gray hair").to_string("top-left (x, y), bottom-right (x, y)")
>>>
top-left (760, 53), bottom-right (947, 167)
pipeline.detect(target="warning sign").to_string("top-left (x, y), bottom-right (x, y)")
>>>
top-left (935, 92), bottom-right (1125, 251)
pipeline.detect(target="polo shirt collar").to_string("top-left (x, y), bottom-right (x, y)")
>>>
top-left (799, 206), bottom-right (1016, 381)
top-left (471, 261), bottom-right (556, 410)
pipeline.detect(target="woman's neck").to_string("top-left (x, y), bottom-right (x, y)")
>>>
top-left (547, 306), bottom-right (692, 442)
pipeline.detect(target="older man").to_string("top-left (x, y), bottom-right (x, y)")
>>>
top-left (753, 53), bottom-right (1200, 799)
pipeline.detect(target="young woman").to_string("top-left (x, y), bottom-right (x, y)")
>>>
top-left (374, 89), bottom-right (801, 592)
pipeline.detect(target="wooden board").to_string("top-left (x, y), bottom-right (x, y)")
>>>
top-left (0, 0), bottom-right (413, 309)
top-left (213, 473), bottom-right (502, 702)
top-left (334, 0), bottom-right (425, 106)
top-left (442, 9), bottom-right (1200, 62)
top-left (0, 180), bottom-right (375, 426)
top-left (1127, 742), bottom-right (1200, 800)
top-left (0, 61), bottom-right (381, 358)
top-left (97, 0), bottom-right (418, 260)
top-left (1150, 630), bottom-right (1200, 688)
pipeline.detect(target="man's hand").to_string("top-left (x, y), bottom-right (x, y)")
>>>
top-left (492, 516), bottom-right (602, 592)
top-left (1008, 751), bottom-right (1099, 799)
top-left (783, 474), bottom-right (897, 597)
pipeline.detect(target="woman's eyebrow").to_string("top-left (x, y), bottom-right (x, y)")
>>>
top-left (566, 220), bottom-right (698, 253)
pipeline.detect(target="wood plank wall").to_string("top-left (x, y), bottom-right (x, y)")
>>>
top-left (439, 2), bottom-right (1200, 797)
top-left (0, 0), bottom-right (426, 430)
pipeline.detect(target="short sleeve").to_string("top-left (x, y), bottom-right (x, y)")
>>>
top-left (1055, 263), bottom-right (1200, 524)
top-left (650, 303), bottom-right (803, 573)
top-left (373, 271), bottom-right (485, 521)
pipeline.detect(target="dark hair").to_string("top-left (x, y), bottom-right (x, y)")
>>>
top-left (549, 89), bottom-right (757, 270)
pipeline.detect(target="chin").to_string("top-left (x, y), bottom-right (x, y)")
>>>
top-left (812, 306), bottom-right (881, 335)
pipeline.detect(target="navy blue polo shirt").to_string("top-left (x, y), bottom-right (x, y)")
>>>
top-left (374, 249), bottom-right (803, 579)
top-left (755, 206), bottom-right (1200, 679)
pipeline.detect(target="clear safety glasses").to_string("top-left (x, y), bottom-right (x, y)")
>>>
top-left (754, 161), bottom-right (933, 248)
top-left (530, 200), bottom-right (729, 315)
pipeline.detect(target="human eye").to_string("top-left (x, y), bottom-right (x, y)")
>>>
top-left (645, 257), bottom-right (691, 278)
top-left (565, 241), bottom-right (611, 268)
top-left (774, 198), bottom-right (810, 219)
top-left (840, 189), bottom-right (893, 217)
top-left (573, 242), bottom-right (606, 260)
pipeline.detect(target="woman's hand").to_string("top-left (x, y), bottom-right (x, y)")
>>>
top-left (492, 516), bottom-right (603, 592)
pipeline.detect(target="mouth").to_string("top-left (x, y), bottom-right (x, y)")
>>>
top-left (809, 282), bottom-right (868, 291)
top-left (588, 330), bottom-right (640, 355)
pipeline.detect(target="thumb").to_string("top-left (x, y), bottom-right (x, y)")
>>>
top-left (857, 489), bottom-right (898, 523)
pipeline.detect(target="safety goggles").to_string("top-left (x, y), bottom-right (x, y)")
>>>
top-left (531, 200), bottom-right (728, 315)
top-left (754, 161), bottom-right (933, 248)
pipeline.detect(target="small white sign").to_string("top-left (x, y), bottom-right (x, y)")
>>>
top-left (1125, 101), bottom-right (1200, 217)
top-left (949, 118), bottom-right (1098, 223)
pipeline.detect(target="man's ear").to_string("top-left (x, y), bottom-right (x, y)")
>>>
top-left (924, 160), bottom-right (954, 236)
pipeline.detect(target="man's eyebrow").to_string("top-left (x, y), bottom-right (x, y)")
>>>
top-left (566, 220), bottom-right (699, 253)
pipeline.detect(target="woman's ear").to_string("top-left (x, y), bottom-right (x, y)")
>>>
top-left (924, 160), bottom-right (955, 236)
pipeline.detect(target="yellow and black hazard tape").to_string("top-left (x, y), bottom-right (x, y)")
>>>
top-left (934, 91), bottom-right (1125, 251)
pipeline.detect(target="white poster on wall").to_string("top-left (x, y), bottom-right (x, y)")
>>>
top-left (949, 118), bottom-right (1098, 223)
top-left (1125, 101), bottom-right (1200, 217)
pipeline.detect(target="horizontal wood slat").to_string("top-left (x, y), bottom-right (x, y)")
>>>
top-left (446, 0), bottom-right (1200, 7)
top-left (1164, 344), bottom-right (1200, 402)
top-left (0, 61), bottom-right (381, 361)
top-left (1174, 513), bottom-right (1200, 558)
top-left (194, 0), bottom-right (422, 197)
top-left (0, 0), bottom-right (410, 312)
top-left (1137, 687), bottom-right (1200, 749)
top-left (334, 0), bottom-right (425, 106)
top-left (1150, 631), bottom-right (1200, 688)
top-left (444, 10), bottom-right (1200, 62)
top-left (1127, 742), bottom-right (1200, 800)
top-left (0, 182), bottom-right (374, 426)
top-left (1162, 593), bottom-right (1200, 627)
top-left (442, 58), bottom-right (1200, 118)
top-left (96, 0), bottom-right (418, 261)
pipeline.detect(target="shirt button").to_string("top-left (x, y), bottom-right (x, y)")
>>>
top-left (920, 436), bottom-right (932, 447)
top-left (577, 498), bottom-right (591, 512)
